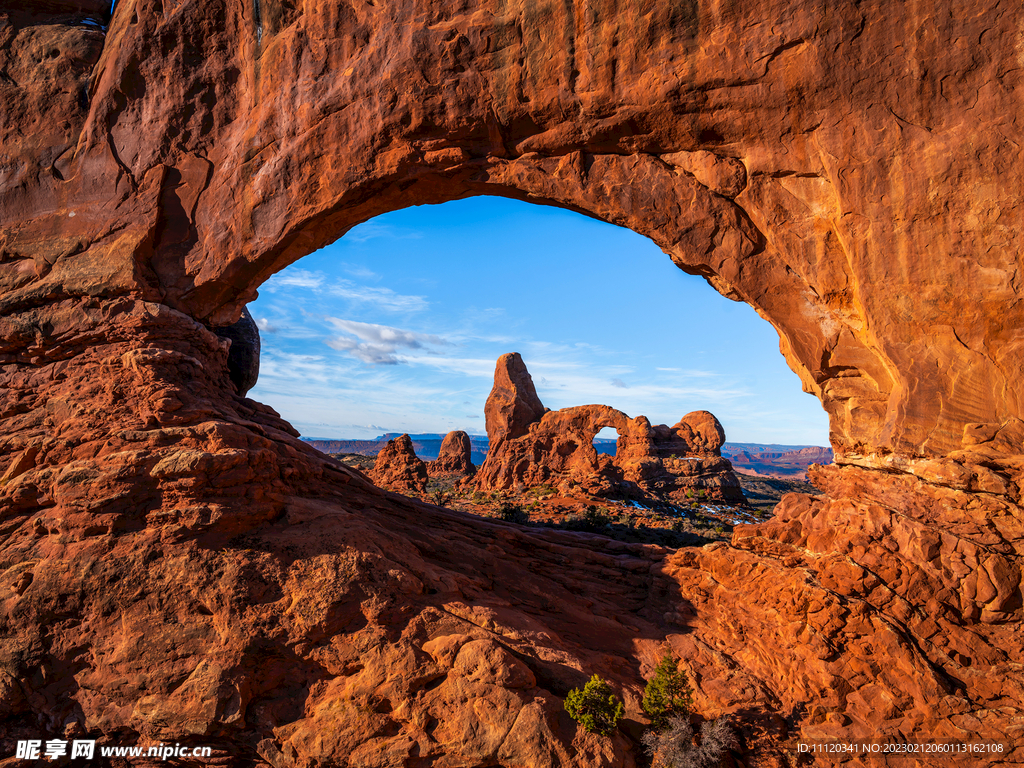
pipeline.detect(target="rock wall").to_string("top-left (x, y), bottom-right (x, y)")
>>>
top-left (1, 0), bottom-right (1023, 765)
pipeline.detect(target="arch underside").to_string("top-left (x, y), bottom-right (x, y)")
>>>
top-left (1, 0), bottom-right (1023, 764)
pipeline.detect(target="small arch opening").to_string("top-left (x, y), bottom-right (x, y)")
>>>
top-left (593, 427), bottom-right (619, 458)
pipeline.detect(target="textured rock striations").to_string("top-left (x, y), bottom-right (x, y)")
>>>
top-left (477, 354), bottom-right (745, 503)
top-left (1, 0), bottom-right (1023, 765)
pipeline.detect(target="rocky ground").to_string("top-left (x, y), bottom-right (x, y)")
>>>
top-left (332, 453), bottom-right (820, 548)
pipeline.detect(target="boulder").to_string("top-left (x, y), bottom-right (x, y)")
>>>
top-left (428, 430), bottom-right (475, 476)
top-left (211, 306), bottom-right (261, 396)
top-left (370, 434), bottom-right (428, 492)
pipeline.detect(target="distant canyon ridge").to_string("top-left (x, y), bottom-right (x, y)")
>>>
top-left (304, 436), bottom-right (833, 481)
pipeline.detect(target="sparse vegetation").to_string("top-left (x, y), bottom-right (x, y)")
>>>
top-left (642, 716), bottom-right (738, 768)
top-left (496, 502), bottom-right (529, 524)
top-left (583, 505), bottom-right (612, 531)
top-left (430, 487), bottom-right (453, 507)
top-left (564, 674), bottom-right (625, 736)
top-left (643, 654), bottom-right (693, 730)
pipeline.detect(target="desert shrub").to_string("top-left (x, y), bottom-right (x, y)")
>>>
top-left (430, 487), bottom-right (453, 507)
top-left (564, 674), bottom-right (625, 736)
top-left (529, 484), bottom-right (555, 498)
top-left (641, 716), bottom-right (738, 768)
top-left (643, 654), bottom-right (693, 730)
top-left (582, 505), bottom-right (611, 531)
top-left (497, 502), bottom-right (529, 524)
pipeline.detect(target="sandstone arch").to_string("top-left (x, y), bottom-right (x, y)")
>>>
top-left (2, 0), bottom-right (1023, 764)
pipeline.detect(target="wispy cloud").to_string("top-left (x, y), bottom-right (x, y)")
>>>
top-left (254, 317), bottom-right (277, 333)
top-left (325, 318), bottom-right (453, 365)
top-left (611, 378), bottom-right (628, 388)
top-left (328, 281), bottom-right (427, 312)
top-left (344, 222), bottom-right (423, 244)
top-left (267, 268), bottom-right (325, 290)
top-left (342, 263), bottom-right (380, 280)
top-left (260, 269), bottom-right (427, 313)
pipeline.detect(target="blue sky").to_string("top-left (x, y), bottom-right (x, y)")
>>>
top-left (247, 197), bottom-right (830, 446)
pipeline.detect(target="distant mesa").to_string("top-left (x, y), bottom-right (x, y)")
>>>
top-left (723, 444), bottom-right (834, 480)
top-left (306, 434), bottom-right (489, 465)
top-left (304, 434), bottom-right (831, 480)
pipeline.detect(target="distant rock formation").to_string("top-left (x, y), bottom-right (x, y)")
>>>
top-left (484, 353), bottom-right (548, 442)
top-left (428, 430), bottom-right (476, 476)
top-left (370, 434), bottom-right (428, 492)
top-left (723, 444), bottom-right (834, 479)
top-left (477, 355), bottom-right (744, 503)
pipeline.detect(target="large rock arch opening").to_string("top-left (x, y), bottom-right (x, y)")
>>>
top-left (1, 0), bottom-right (1022, 763)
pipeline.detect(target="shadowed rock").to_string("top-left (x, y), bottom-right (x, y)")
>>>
top-left (211, 306), bottom-right (261, 396)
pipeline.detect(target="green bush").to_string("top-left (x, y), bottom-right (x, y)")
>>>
top-left (642, 654), bottom-right (693, 730)
top-left (565, 674), bottom-right (625, 736)
top-left (582, 505), bottom-right (611, 531)
top-left (497, 502), bottom-right (529, 524)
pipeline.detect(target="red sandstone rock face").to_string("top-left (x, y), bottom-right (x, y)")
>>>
top-left (484, 353), bottom-right (548, 443)
top-left (427, 430), bottom-right (475, 476)
top-left (478, 356), bottom-right (744, 503)
top-left (370, 434), bottom-right (429, 492)
top-left (1, 0), bottom-right (1024, 765)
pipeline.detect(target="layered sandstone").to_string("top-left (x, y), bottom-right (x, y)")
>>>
top-left (1, 0), bottom-right (1023, 765)
top-left (477, 354), bottom-right (745, 504)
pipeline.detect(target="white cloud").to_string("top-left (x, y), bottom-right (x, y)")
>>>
top-left (325, 318), bottom-right (453, 365)
top-left (343, 222), bottom-right (423, 243)
top-left (342, 263), bottom-right (380, 280)
top-left (328, 280), bottom-right (428, 312)
top-left (611, 378), bottom-right (628, 388)
top-left (260, 269), bottom-right (426, 313)
top-left (265, 268), bottom-right (325, 291)
top-left (255, 317), bottom-right (277, 333)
